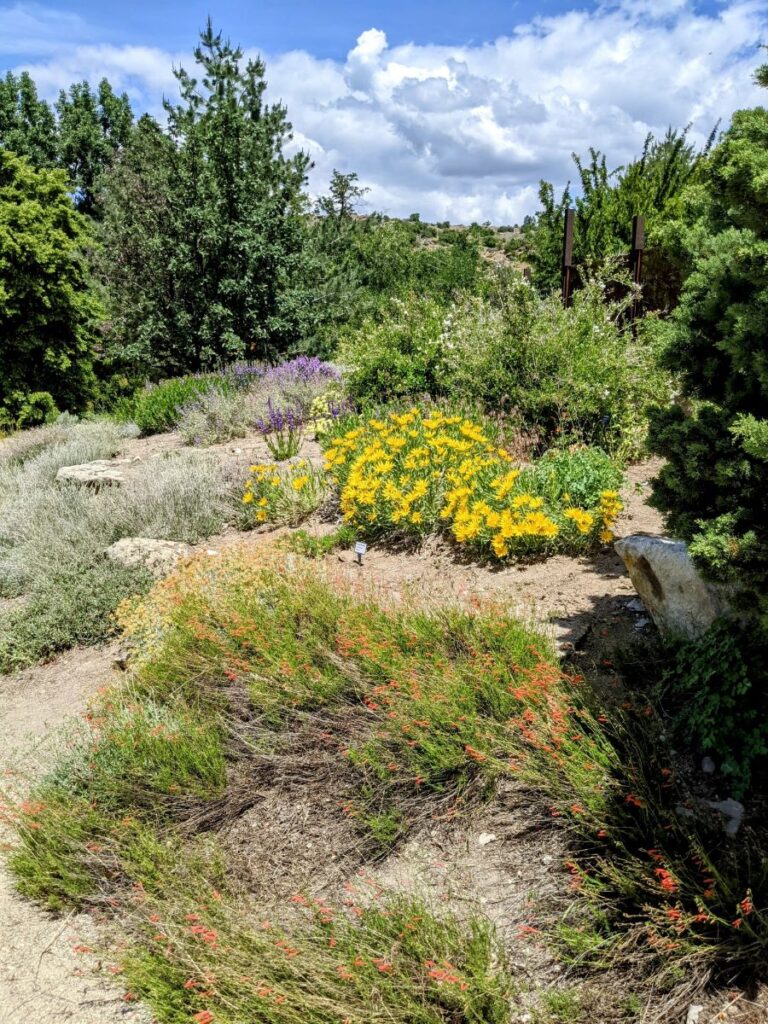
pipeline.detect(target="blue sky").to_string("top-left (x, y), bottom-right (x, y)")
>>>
top-left (5, 1), bottom-right (730, 61)
top-left (2, 1), bottom-right (767, 220)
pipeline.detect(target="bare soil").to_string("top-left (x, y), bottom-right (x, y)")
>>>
top-left (0, 646), bottom-right (154, 1024)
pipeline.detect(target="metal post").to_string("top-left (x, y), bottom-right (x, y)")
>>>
top-left (629, 215), bottom-right (644, 325)
top-left (561, 208), bottom-right (575, 308)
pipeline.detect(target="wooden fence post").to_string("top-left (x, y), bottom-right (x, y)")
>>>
top-left (629, 214), bottom-right (644, 325)
top-left (561, 208), bottom-right (575, 308)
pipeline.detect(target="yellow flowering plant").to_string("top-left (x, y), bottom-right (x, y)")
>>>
top-left (241, 458), bottom-right (328, 527)
top-left (323, 407), bottom-right (623, 560)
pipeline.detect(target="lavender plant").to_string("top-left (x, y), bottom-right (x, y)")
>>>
top-left (255, 399), bottom-right (304, 460)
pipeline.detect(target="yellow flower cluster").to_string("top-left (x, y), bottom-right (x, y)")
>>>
top-left (242, 459), bottom-right (326, 527)
top-left (324, 408), bottom-right (623, 560)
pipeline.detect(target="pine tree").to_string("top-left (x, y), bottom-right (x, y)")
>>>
top-left (649, 70), bottom-right (768, 626)
top-left (99, 21), bottom-right (314, 373)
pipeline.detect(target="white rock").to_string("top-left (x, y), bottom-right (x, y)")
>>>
top-left (57, 460), bottom-right (125, 486)
top-left (614, 536), bottom-right (734, 639)
top-left (477, 832), bottom-right (497, 846)
top-left (105, 537), bottom-right (192, 578)
top-left (707, 797), bottom-right (744, 836)
top-left (686, 1006), bottom-right (704, 1024)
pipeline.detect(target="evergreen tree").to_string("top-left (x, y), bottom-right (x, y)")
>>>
top-left (94, 115), bottom-right (177, 375)
top-left (99, 21), bottom-right (314, 374)
top-left (165, 19), bottom-right (313, 367)
top-left (0, 150), bottom-right (98, 419)
top-left (648, 71), bottom-right (768, 626)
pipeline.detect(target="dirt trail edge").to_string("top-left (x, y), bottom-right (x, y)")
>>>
top-left (0, 645), bottom-right (153, 1024)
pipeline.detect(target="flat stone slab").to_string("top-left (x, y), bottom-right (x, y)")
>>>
top-left (105, 537), bottom-right (192, 577)
top-left (56, 460), bottom-right (126, 486)
top-left (615, 535), bottom-right (733, 639)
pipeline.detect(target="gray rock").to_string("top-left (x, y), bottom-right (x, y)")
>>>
top-left (626, 597), bottom-right (646, 613)
top-left (707, 797), bottom-right (744, 836)
top-left (56, 460), bottom-right (126, 486)
top-left (686, 1006), bottom-right (704, 1024)
top-left (701, 756), bottom-right (716, 774)
top-left (105, 537), bottom-right (192, 578)
top-left (614, 535), bottom-right (734, 639)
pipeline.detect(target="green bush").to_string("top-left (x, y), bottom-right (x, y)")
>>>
top-left (340, 277), bottom-right (670, 458)
top-left (339, 295), bottom-right (447, 406)
top-left (443, 274), bottom-right (669, 457)
top-left (127, 375), bottom-right (227, 434)
top-left (660, 620), bottom-right (768, 796)
top-left (14, 391), bottom-right (59, 429)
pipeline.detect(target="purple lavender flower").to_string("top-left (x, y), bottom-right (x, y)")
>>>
top-left (260, 356), bottom-right (341, 388)
top-left (254, 397), bottom-right (304, 436)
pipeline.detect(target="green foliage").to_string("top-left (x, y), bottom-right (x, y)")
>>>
top-left (649, 92), bottom-right (768, 628)
top-left (55, 78), bottom-right (133, 214)
top-left (339, 295), bottom-right (448, 405)
top-left (341, 276), bottom-right (669, 456)
top-left (97, 22), bottom-right (314, 377)
top-left (0, 150), bottom-right (99, 419)
top-left (14, 391), bottom-right (59, 429)
top-left (123, 884), bottom-right (514, 1024)
top-left (0, 558), bottom-right (150, 673)
top-left (280, 524), bottom-right (357, 558)
top-left (0, 70), bottom-right (133, 213)
top-left (127, 375), bottom-right (227, 434)
top-left (0, 70), bottom-right (57, 167)
top-left (0, 421), bottom-right (234, 671)
top-left (661, 621), bottom-right (768, 795)
top-left (524, 128), bottom-right (707, 295)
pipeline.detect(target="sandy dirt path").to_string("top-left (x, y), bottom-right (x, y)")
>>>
top-left (0, 645), bottom-right (153, 1024)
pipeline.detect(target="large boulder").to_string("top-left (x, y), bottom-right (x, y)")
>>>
top-left (105, 537), bottom-right (192, 578)
top-left (614, 535), bottom-right (734, 639)
top-left (57, 460), bottom-right (126, 486)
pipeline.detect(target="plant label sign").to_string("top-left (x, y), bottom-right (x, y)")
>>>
top-left (354, 540), bottom-right (367, 565)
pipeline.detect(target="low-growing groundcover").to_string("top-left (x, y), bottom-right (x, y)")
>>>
top-left (0, 418), bottom-right (237, 672)
top-left (8, 544), bottom-right (768, 1022)
top-left (322, 407), bottom-right (622, 559)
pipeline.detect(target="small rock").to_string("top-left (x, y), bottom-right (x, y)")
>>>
top-left (112, 648), bottom-right (130, 671)
top-left (634, 616), bottom-right (651, 630)
top-left (707, 797), bottom-right (744, 836)
top-left (57, 460), bottom-right (125, 486)
top-left (105, 537), bottom-right (192, 578)
top-left (626, 597), bottom-right (646, 613)
top-left (477, 832), bottom-right (497, 846)
top-left (701, 756), bottom-right (716, 774)
top-left (686, 1005), bottom-right (704, 1024)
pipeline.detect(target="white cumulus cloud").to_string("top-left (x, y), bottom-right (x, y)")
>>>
top-left (4, 0), bottom-right (767, 221)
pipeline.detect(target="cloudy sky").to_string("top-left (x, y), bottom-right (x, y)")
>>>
top-left (2, 1), bottom-right (767, 221)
